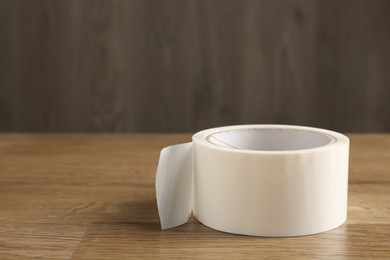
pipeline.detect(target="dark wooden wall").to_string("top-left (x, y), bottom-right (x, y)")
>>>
top-left (0, 0), bottom-right (389, 132)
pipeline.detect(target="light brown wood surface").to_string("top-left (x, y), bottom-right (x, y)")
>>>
top-left (0, 134), bottom-right (389, 259)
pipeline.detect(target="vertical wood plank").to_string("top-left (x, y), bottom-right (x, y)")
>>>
top-left (0, 0), bottom-right (389, 132)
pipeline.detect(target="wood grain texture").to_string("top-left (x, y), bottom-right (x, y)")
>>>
top-left (0, 0), bottom-right (390, 132)
top-left (0, 134), bottom-right (389, 259)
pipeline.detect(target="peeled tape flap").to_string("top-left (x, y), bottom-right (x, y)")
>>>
top-left (155, 142), bottom-right (193, 229)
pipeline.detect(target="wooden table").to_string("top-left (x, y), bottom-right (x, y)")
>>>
top-left (0, 134), bottom-right (389, 259)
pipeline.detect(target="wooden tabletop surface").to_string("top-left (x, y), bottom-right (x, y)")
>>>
top-left (0, 134), bottom-right (389, 259)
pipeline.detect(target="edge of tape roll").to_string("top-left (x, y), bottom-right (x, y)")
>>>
top-left (155, 125), bottom-right (349, 237)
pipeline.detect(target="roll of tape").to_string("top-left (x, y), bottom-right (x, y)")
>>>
top-left (155, 125), bottom-right (349, 237)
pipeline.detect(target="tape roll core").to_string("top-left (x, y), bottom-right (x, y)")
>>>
top-left (207, 127), bottom-right (335, 151)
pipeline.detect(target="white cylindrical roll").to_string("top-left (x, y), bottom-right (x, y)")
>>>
top-left (155, 125), bottom-right (349, 236)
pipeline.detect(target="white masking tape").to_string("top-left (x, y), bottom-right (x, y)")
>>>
top-left (155, 125), bottom-right (349, 236)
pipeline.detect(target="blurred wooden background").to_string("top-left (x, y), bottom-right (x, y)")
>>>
top-left (0, 0), bottom-right (389, 132)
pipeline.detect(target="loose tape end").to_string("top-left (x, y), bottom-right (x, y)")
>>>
top-left (155, 142), bottom-right (193, 230)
